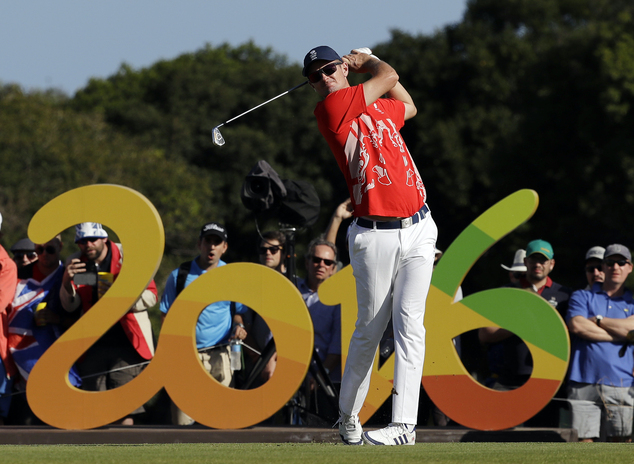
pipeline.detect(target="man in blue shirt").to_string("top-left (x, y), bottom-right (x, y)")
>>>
top-left (567, 244), bottom-right (634, 442)
top-left (160, 222), bottom-right (247, 425)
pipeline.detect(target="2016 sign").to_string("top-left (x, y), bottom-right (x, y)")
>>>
top-left (25, 185), bottom-right (569, 430)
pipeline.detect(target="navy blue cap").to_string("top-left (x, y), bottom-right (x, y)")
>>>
top-left (302, 46), bottom-right (342, 77)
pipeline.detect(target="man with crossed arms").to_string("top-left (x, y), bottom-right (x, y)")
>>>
top-left (567, 244), bottom-right (634, 442)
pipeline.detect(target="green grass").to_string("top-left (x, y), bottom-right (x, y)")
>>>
top-left (1, 443), bottom-right (633, 464)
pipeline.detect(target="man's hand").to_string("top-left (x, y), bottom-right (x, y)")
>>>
top-left (334, 198), bottom-right (354, 221)
top-left (34, 307), bottom-right (60, 326)
top-left (63, 258), bottom-right (86, 293)
top-left (342, 49), bottom-right (380, 74)
top-left (342, 48), bottom-right (399, 107)
top-left (232, 323), bottom-right (247, 341)
top-left (353, 47), bottom-right (379, 60)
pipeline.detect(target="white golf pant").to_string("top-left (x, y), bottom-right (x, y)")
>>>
top-left (340, 212), bottom-right (437, 425)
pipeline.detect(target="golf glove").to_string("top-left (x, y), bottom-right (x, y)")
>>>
top-left (354, 47), bottom-right (380, 61)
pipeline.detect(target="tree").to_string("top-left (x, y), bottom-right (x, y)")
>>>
top-left (377, 0), bottom-right (634, 291)
top-left (70, 41), bottom-right (347, 269)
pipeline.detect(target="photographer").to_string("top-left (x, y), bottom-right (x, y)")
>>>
top-left (60, 222), bottom-right (157, 425)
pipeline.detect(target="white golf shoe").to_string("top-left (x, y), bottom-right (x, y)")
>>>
top-left (362, 423), bottom-right (416, 445)
top-left (337, 413), bottom-right (363, 445)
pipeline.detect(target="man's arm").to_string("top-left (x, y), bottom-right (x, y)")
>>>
top-left (0, 256), bottom-right (18, 313)
top-left (322, 353), bottom-right (341, 374)
top-left (567, 315), bottom-right (616, 342)
top-left (159, 271), bottom-right (178, 324)
top-left (131, 278), bottom-right (158, 312)
top-left (590, 315), bottom-right (634, 341)
top-left (343, 49), bottom-right (417, 120)
top-left (325, 198), bottom-right (353, 244)
top-left (342, 50), bottom-right (398, 107)
top-left (387, 82), bottom-right (417, 121)
top-left (60, 258), bottom-right (84, 312)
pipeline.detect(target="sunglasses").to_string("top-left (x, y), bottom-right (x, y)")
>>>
top-left (258, 246), bottom-right (281, 255)
top-left (604, 259), bottom-right (631, 267)
top-left (585, 265), bottom-right (602, 273)
top-left (14, 251), bottom-right (37, 260)
top-left (77, 237), bottom-right (101, 245)
top-left (35, 245), bottom-right (57, 255)
top-left (311, 256), bottom-right (335, 267)
top-left (308, 62), bottom-right (342, 84)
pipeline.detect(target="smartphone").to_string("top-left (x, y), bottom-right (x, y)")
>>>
top-left (73, 261), bottom-right (98, 286)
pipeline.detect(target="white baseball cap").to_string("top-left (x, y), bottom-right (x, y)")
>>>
top-left (74, 222), bottom-right (108, 243)
top-left (501, 249), bottom-right (527, 272)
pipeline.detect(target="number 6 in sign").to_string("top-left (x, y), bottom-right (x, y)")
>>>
top-left (423, 189), bottom-right (570, 430)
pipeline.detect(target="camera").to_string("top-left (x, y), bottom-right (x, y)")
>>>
top-left (241, 160), bottom-right (287, 213)
top-left (241, 160), bottom-right (320, 228)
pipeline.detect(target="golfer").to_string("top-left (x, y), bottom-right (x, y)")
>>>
top-left (302, 46), bottom-right (437, 446)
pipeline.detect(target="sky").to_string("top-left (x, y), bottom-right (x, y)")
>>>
top-left (1, 1), bottom-right (467, 95)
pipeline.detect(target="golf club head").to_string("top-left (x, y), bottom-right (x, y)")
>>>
top-left (212, 126), bottom-right (225, 146)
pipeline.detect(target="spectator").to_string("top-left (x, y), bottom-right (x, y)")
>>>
top-left (567, 244), bottom-right (634, 442)
top-left (10, 238), bottom-right (37, 269)
top-left (518, 240), bottom-right (571, 319)
top-left (160, 222), bottom-right (247, 425)
top-left (60, 222), bottom-right (157, 425)
top-left (7, 235), bottom-right (81, 424)
top-left (0, 213), bottom-right (18, 425)
top-left (300, 238), bottom-right (341, 381)
top-left (298, 237), bottom-right (342, 421)
top-left (500, 249), bottom-right (527, 285)
top-left (479, 240), bottom-right (571, 426)
top-left (258, 230), bottom-right (286, 274)
top-left (242, 230), bottom-right (287, 387)
top-left (583, 246), bottom-right (605, 290)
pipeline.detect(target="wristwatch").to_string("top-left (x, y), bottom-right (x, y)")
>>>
top-left (596, 315), bottom-right (603, 327)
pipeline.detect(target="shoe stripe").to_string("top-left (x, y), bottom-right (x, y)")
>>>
top-left (363, 432), bottom-right (386, 445)
top-left (341, 435), bottom-right (363, 445)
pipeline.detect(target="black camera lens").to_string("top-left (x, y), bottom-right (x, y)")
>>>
top-left (249, 178), bottom-right (269, 196)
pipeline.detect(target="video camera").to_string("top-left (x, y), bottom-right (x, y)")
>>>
top-left (240, 160), bottom-right (320, 228)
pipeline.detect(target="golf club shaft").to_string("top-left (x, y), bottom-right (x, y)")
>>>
top-left (221, 80), bottom-right (309, 127)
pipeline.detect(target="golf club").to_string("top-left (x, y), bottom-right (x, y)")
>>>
top-left (212, 80), bottom-right (309, 146)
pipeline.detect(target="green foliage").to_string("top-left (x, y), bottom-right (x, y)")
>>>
top-left (377, 0), bottom-right (634, 291)
top-left (0, 84), bottom-right (217, 300)
top-left (70, 40), bottom-right (344, 270)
